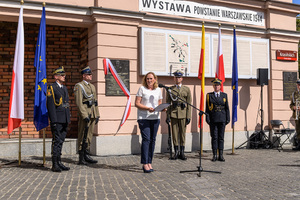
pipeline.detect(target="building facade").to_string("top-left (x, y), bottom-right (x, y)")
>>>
top-left (0, 0), bottom-right (300, 156)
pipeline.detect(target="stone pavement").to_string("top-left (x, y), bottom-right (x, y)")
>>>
top-left (0, 148), bottom-right (300, 200)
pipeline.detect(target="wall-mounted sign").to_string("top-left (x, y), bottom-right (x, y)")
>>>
top-left (276, 50), bottom-right (297, 61)
top-left (140, 27), bottom-right (270, 79)
top-left (139, 0), bottom-right (265, 26)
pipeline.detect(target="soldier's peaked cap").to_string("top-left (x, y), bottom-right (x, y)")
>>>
top-left (53, 66), bottom-right (65, 75)
top-left (297, 79), bottom-right (300, 84)
top-left (212, 78), bottom-right (222, 85)
top-left (81, 66), bottom-right (92, 75)
top-left (173, 70), bottom-right (184, 77)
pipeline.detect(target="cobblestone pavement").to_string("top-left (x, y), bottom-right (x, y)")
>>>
top-left (0, 149), bottom-right (300, 200)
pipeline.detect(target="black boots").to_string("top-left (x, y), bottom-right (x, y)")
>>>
top-left (78, 150), bottom-right (87, 165)
top-left (211, 149), bottom-right (217, 162)
top-left (57, 156), bottom-right (70, 171)
top-left (78, 150), bottom-right (98, 165)
top-left (84, 149), bottom-right (98, 164)
top-left (51, 156), bottom-right (62, 172)
top-left (212, 149), bottom-right (225, 162)
top-left (172, 146), bottom-right (179, 160)
top-left (218, 150), bottom-right (225, 162)
top-left (179, 146), bottom-right (187, 160)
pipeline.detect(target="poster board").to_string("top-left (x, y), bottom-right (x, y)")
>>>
top-left (140, 27), bottom-right (270, 79)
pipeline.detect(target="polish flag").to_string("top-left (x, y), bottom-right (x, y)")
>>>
top-left (8, 5), bottom-right (24, 134)
top-left (216, 26), bottom-right (225, 92)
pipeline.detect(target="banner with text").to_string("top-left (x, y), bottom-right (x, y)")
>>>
top-left (139, 0), bottom-right (264, 26)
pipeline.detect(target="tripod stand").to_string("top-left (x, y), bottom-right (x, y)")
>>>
top-left (160, 85), bottom-right (221, 177)
top-left (237, 84), bottom-right (270, 149)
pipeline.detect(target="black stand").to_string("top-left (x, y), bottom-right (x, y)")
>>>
top-left (166, 120), bottom-right (173, 159)
top-left (162, 86), bottom-right (221, 177)
top-left (237, 85), bottom-right (270, 149)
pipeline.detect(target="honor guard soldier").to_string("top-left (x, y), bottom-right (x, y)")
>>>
top-left (290, 79), bottom-right (300, 150)
top-left (74, 66), bottom-right (100, 165)
top-left (47, 66), bottom-right (71, 172)
top-left (205, 78), bottom-right (230, 162)
top-left (166, 70), bottom-right (191, 160)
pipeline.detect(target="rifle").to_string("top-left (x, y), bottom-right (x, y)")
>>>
top-left (166, 119), bottom-right (172, 159)
top-left (82, 114), bottom-right (91, 152)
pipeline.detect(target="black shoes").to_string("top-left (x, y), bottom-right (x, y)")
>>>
top-left (218, 150), bottom-right (225, 162)
top-left (78, 150), bottom-right (88, 165)
top-left (172, 146), bottom-right (179, 160)
top-left (211, 149), bottom-right (225, 162)
top-left (51, 156), bottom-right (62, 172)
top-left (179, 146), bottom-right (187, 160)
top-left (78, 150), bottom-right (98, 165)
top-left (211, 149), bottom-right (217, 162)
top-left (84, 150), bottom-right (98, 164)
top-left (57, 156), bottom-right (70, 171)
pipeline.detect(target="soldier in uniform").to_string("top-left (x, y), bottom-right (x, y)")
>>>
top-left (74, 66), bottom-right (100, 165)
top-left (290, 79), bottom-right (300, 150)
top-left (47, 66), bottom-right (71, 172)
top-left (205, 78), bottom-right (230, 162)
top-left (166, 70), bottom-right (191, 160)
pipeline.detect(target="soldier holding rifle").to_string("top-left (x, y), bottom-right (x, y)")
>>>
top-left (166, 70), bottom-right (191, 160)
top-left (74, 66), bottom-right (100, 164)
top-left (290, 79), bottom-right (300, 151)
top-left (47, 66), bottom-right (71, 172)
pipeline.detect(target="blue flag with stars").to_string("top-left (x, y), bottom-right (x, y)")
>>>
top-left (231, 28), bottom-right (238, 128)
top-left (34, 6), bottom-right (48, 131)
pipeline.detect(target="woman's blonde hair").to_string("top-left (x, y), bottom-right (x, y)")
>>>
top-left (142, 72), bottom-right (158, 89)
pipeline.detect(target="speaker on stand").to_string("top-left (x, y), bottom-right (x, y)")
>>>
top-left (251, 68), bottom-right (270, 148)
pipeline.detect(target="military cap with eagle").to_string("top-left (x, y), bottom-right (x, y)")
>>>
top-left (173, 70), bottom-right (184, 77)
top-left (212, 78), bottom-right (222, 85)
top-left (297, 79), bottom-right (300, 84)
top-left (53, 66), bottom-right (65, 75)
top-left (81, 66), bottom-right (92, 75)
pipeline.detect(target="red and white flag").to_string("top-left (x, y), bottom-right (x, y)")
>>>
top-left (8, 5), bottom-right (24, 134)
top-left (216, 26), bottom-right (225, 92)
top-left (103, 58), bottom-right (131, 127)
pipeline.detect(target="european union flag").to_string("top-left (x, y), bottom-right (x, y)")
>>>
top-left (232, 28), bottom-right (238, 128)
top-left (34, 6), bottom-right (48, 131)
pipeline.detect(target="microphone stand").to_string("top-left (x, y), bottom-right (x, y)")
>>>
top-left (162, 86), bottom-right (221, 177)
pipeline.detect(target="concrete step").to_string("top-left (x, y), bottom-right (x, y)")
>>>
top-left (0, 138), bottom-right (77, 158)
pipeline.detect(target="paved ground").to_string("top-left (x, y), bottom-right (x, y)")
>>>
top-left (0, 148), bottom-right (300, 200)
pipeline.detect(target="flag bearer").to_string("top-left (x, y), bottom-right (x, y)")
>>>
top-left (47, 66), bottom-right (71, 172)
top-left (205, 78), bottom-right (230, 162)
top-left (74, 66), bottom-right (100, 165)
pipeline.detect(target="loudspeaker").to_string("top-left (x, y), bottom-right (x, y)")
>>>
top-left (257, 68), bottom-right (268, 86)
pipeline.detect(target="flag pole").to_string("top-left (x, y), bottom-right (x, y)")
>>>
top-left (232, 125), bottom-right (235, 154)
top-left (43, 129), bottom-right (46, 165)
top-left (18, 127), bottom-right (22, 166)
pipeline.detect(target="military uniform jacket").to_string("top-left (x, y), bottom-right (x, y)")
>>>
top-left (290, 90), bottom-right (300, 119)
top-left (205, 92), bottom-right (230, 124)
top-left (166, 85), bottom-right (191, 119)
top-left (74, 81), bottom-right (100, 119)
top-left (47, 82), bottom-right (71, 124)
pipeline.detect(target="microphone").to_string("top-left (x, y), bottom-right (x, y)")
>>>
top-left (158, 84), bottom-right (170, 89)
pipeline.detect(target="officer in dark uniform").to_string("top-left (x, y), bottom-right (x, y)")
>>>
top-left (47, 66), bottom-right (71, 172)
top-left (290, 79), bottom-right (300, 150)
top-left (74, 66), bottom-right (100, 165)
top-left (166, 70), bottom-right (191, 160)
top-left (205, 78), bottom-right (230, 162)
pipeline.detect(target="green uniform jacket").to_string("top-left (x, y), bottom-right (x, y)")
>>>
top-left (166, 85), bottom-right (191, 119)
top-left (290, 90), bottom-right (300, 119)
top-left (74, 81), bottom-right (100, 119)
